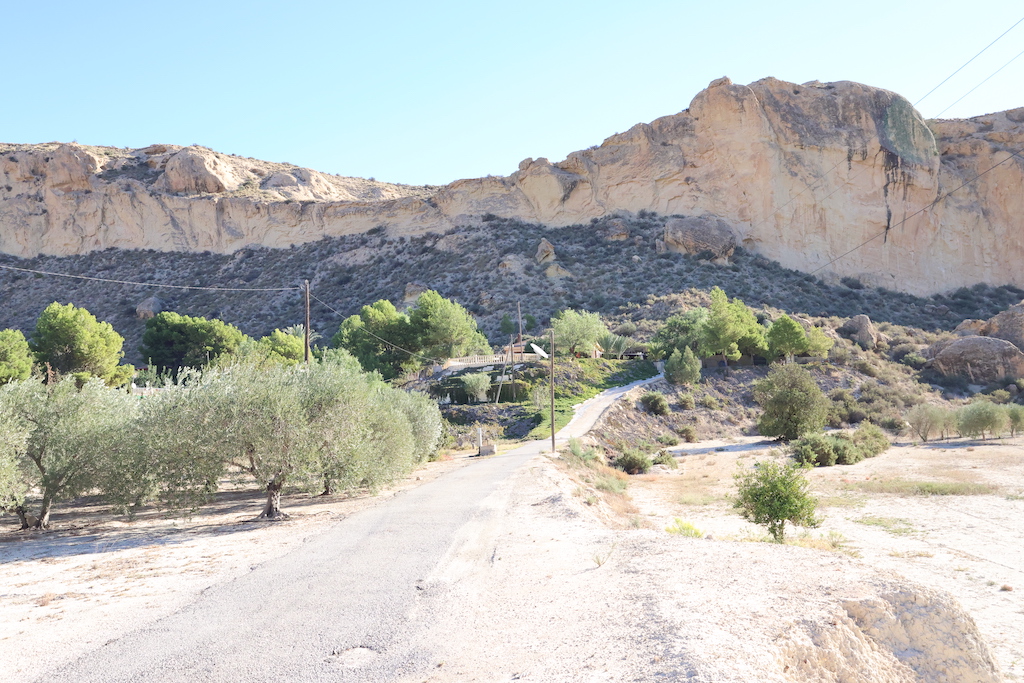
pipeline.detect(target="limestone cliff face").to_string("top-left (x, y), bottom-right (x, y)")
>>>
top-left (1, 76), bottom-right (1022, 296)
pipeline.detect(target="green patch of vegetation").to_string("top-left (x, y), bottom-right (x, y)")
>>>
top-left (656, 433), bottom-right (680, 447)
top-left (665, 519), bottom-right (704, 537)
top-left (615, 449), bottom-right (653, 475)
top-left (652, 450), bottom-right (678, 468)
top-left (525, 358), bottom-right (657, 439)
top-left (846, 479), bottom-right (998, 496)
top-left (855, 516), bottom-right (917, 536)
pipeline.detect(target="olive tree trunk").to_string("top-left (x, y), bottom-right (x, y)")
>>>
top-left (258, 478), bottom-right (289, 520)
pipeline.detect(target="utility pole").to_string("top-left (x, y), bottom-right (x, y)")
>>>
top-left (304, 280), bottom-right (311, 365)
top-left (550, 327), bottom-right (555, 454)
top-left (517, 301), bottom-right (524, 362)
top-left (509, 334), bottom-right (517, 402)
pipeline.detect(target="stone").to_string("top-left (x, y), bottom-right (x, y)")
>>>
top-left (983, 302), bottom-right (1024, 351)
top-left (954, 319), bottom-right (989, 336)
top-left (932, 336), bottom-right (1024, 383)
top-left (655, 239), bottom-right (666, 254)
top-left (845, 315), bottom-right (880, 350)
top-left (535, 238), bottom-right (556, 264)
top-left (663, 216), bottom-right (736, 260)
top-left (154, 146), bottom-right (250, 195)
top-left (603, 219), bottom-right (630, 241)
top-left (404, 282), bottom-right (428, 304)
top-left (545, 263), bottom-right (572, 279)
top-left (135, 296), bottom-right (164, 319)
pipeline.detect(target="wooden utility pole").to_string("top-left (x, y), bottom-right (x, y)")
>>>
top-left (550, 327), bottom-right (555, 454)
top-left (304, 280), bottom-right (311, 365)
top-left (516, 301), bottom-right (524, 361)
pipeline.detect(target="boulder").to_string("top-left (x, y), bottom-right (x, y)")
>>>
top-left (44, 144), bottom-right (100, 192)
top-left (984, 303), bottom-right (1024, 351)
top-left (663, 216), bottom-right (736, 260)
top-left (954, 319), bottom-right (989, 336)
top-left (535, 238), bottom-right (556, 264)
top-left (404, 282), bottom-right (428, 304)
top-left (845, 315), bottom-right (880, 349)
top-left (135, 296), bottom-right (164, 319)
top-left (545, 263), bottom-right (572, 279)
top-left (932, 336), bottom-right (1024, 383)
top-left (603, 219), bottom-right (630, 241)
top-left (154, 146), bottom-right (249, 194)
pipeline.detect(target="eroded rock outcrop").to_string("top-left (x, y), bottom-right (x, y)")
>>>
top-left (2, 76), bottom-right (1022, 296)
top-left (932, 336), bottom-right (1024, 383)
top-left (662, 215), bottom-right (736, 260)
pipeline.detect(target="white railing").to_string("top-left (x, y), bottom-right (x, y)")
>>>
top-left (445, 353), bottom-right (540, 368)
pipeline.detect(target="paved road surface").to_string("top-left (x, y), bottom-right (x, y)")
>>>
top-left (42, 375), bottom-right (659, 682)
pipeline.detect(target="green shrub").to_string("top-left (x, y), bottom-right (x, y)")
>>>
top-left (852, 422), bottom-right (890, 457)
top-left (734, 460), bottom-right (820, 542)
top-left (900, 353), bottom-right (928, 369)
top-left (677, 393), bottom-right (696, 410)
top-left (792, 433), bottom-right (837, 467)
top-left (656, 433), bottom-right (680, 446)
top-left (665, 518), bottom-right (703, 537)
top-left (755, 364), bottom-right (830, 441)
top-left (905, 403), bottom-right (945, 442)
top-left (678, 425), bottom-right (698, 443)
top-left (639, 391), bottom-right (669, 416)
top-left (665, 347), bottom-right (701, 385)
top-left (616, 449), bottom-right (652, 474)
top-left (701, 395), bottom-right (723, 410)
top-left (653, 450), bottom-right (678, 468)
top-left (1006, 404), bottom-right (1024, 437)
top-left (461, 372), bottom-right (492, 403)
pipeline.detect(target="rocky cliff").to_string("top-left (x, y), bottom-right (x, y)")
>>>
top-left (2, 76), bottom-right (1022, 295)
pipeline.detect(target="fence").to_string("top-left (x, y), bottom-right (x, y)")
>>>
top-left (445, 353), bottom-right (541, 368)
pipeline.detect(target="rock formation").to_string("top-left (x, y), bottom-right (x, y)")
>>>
top-left (2, 76), bottom-right (1022, 296)
top-left (931, 336), bottom-right (1024, 384)
top-left (662, 215), bottom-right (736, 260)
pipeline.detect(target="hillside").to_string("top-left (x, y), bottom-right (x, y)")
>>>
top-left (2, 77), bottom-right (1023, 295)
top-left (2, 214), bottom-right (1023, 365)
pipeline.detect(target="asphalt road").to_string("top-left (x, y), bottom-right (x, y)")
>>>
top-left (42, 375), bottom-right (659, 683)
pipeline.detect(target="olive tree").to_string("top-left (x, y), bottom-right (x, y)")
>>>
top-left (956, 400), bottom-right (1008, 440)
top-left (0, 376), bottom-right (135, 528)
top-left (461, 372), bottom-right (492, 403)
top-left (905, 403), bottom-right (945, 442)
top-left (734, 460), bottom-right (820, 542)
top-left (552, 309), bottom-right (608, 356)
top-left (754, 364), bottom-right (830, 441)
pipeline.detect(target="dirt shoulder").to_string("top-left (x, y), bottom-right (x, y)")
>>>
top-left (0, 455), bottom-right (471, 680)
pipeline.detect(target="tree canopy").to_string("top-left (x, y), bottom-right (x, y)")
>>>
top-left (409, 290), bottom-right (490, 359)
top-left (754, 364), bottom-right (830, 441)
top-left (0, 329), bottom-right (34, 384)
top-left (734, 461), bottom-right (820, 542)
top-left (552, 309), bottom-right (608, 356)
top-left (766, 315), bottom-right (809, 362)
top-left (140, 312), bottom-right (247, 373)
top-left (30, 302), bottom-right (131, 385)
top-left (665, 347), bottom-right (701, 385)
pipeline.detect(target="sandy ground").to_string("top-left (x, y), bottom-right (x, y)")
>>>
top-left (625, 435), bottom-right (1024, 679)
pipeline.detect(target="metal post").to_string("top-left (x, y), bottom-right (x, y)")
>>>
top-left (550, 327), bottom-right (555, 454)
top-left (304, 280), bottom-right (311, 365)
top-left (517, 301), bottom-right (524, 361)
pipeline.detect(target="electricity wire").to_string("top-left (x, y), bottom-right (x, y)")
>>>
top-left (310, 293), bottom-right (445, 365)
top-left (935, 46), bottom-right (1024, 117)
top-left (0, 261), bottom-right (300, 291)
top-left (914, 14), bottom-right (1024, 106)
top-left (808, 147), bottom-right (1024, 276)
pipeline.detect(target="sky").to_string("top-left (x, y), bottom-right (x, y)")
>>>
top-left (3, 1), bottom-right (1023, 186)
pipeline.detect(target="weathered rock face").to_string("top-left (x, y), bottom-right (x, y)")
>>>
top-left (534, 238), bottom-right (556, 264)
top-left (932, 336), bottom-right (1024, 383)
top-left (2, 76), bottom-right (1022, 296)
top-left (981, 303), bottom-right (1024, 351)
top-left (662, 215), bottom-right (736, 260)
top-left (135, 296), bottom-right (164, 320)
top-left (844, 314), bottom-right (883, 350)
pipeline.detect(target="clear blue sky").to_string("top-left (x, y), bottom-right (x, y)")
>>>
top-left (4, 1), bottom-right (1022, 186)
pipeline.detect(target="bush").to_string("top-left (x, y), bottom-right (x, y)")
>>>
top-left (905, 403), bottom-right (945, 442)
top-left (665, 347), bottom-right (701, 385)
top-left (665, 519), bottom-right (703, 537)
top-left (1006, 404), bottom-right (1024, 437)
top-left (792, 433), bottom-right (837, 467)
top-left (678, 425), bottom-right (698, 442)
top-left (653, 450), bottom-right (678, 468)
top-left (701, 395), bottom-right (723, 410)
top-left (791, 423), bottom-right (889, 467)
top-left (733, 460), bottom-right (820, 542)
top-left (677, 393), bottom-right (696, 410)
top-left (852, 422), bottom-right (890, 457)
top-left (639, 391), bottom-right (669, 416)
top-left (957, 400), bottom-right (1008, 439)
top-left (755, 364), bottom-right (830, 441)
top-left (656, 433), bottom-right (680, 446)
top-left (615, 449), bottom-right (652, 475)
top-left (461, 372), bottom-right (492, 403)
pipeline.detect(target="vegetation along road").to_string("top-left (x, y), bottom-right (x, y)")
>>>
top-left (41, 375), bottom-right (660, 682)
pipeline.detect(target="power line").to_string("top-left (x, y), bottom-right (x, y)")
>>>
top-left (936, 46), bottom-right (1024, 118)
top-left (309, 293), bottom-right (444, 365)
top-left (914, 14), bottom-right (1024, 107)
top-left (0, 261), bottom-right (300, 291)
top-left (809, 147), bottom-right (1024, 276)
